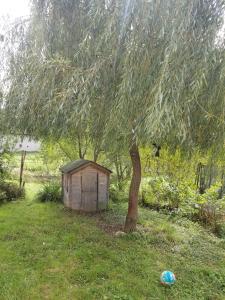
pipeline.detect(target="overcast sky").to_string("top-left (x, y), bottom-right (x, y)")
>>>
top-left (0, 0), bottom-right (30, 19)
top-left (0, 1), bottom-right (30, 83)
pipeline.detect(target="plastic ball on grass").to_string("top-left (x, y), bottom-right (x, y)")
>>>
top-left (160, 271), bottom-right (176, 286)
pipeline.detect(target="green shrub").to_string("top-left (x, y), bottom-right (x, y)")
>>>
top-left (0, 152), bottom-right (11, 180)
top-left (0, 190), bottom-right (7, 204)
top-left (36, 182), bottom-right (61, 202)
top-left (141, 176), bottom-right (183, 210)
top-left (109, 184), bottom-right (129, 203)
top-left (141, 177), bottom-right (225, 236)
top-left (0, 181), bottom-right (24, 203)
top-left (191, 185), bottom-right (225, 235)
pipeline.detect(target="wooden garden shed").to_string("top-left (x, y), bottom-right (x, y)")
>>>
top-left (60, 159), bottom-right (112, 212)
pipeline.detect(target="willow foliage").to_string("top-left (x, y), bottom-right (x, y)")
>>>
top-left (4, 0), bottom-right (225, 152)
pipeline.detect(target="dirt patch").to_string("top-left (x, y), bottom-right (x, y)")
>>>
top-left (92, 212), bottom-right (124, 235)
top-left (96, 219), bottom-right (124, 235)
top-left (62, 207), bottom-right (125, 235)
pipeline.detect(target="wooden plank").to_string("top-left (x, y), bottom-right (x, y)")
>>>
top-left (63, 174), bottom-right (70, 207)
top-left (70, 173), bottom-right (82, 209)
top-left (98, 172), bottom-right (108, 209)
top-left (81, 168), bottom-right (98, 211)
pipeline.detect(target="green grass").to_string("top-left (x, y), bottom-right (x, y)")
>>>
top-left (0, 183), bottom-right (225, 300)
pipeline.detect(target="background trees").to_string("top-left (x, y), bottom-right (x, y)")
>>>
top-left (3, 0), bottom-right (225, 231)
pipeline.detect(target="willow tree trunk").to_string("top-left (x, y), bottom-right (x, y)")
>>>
top-left (93, 147), bottom-right (100, 162)
top-left (124, 143), bottom-right (141, 232)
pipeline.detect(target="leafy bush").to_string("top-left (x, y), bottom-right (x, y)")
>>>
top-left (0, 181), bottom-right (24, 203)
top-left (0, 152), bottom-right (21, 204)
top-left (0, 152), bottom-right (12, 180)
top-left (36, 182), bottom-right (61, 202)
top-left (191, 185), bottom-right (225, 235)
top-left (109, 183), bottom-right (129, 203)
top-left (141, 177), bottom-right (225, 236)
top-left (141, 176), bottom-right (183, 210)
top-left (0, 190), bottom-right (7, 204)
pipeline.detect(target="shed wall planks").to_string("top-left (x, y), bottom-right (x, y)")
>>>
top-left (98, 172), bottom-right (108, 210)
top-left (70, 173), bottom-right (82, 210)
top-left (63, 174), bottom-right (70, 207)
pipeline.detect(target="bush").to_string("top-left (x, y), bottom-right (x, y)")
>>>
top-left (141, 177), bottom-right (225, 236)
top-left (141, 176), bottom-right (183, 211)
top-left (109, 183), bottom-right (129, 203)
top-left (0, 191), bottom-right (7, 204)
top-left (0, 152), bottom-right (11, 180)
top-left (36, 182), bottom-right (61, 202)
top-left (191, 185), bottom-right (225, 235)
top-left (0, 181), bottom-right (24, 203)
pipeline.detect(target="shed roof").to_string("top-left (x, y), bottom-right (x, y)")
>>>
top-left (60, 159), bottom-right (112, 174)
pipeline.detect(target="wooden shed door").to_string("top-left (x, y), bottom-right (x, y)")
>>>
top-left (81, 172), bottom-right (98, 211)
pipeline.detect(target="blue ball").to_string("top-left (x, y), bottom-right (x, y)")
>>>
top-left (160, 271), bottom-right (176, 286)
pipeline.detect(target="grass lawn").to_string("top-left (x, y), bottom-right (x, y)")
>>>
top-left (0, 183), bottom-right (225, 300)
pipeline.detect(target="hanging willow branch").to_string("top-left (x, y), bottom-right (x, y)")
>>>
top-left (1, 0), bottom-right (225, 153)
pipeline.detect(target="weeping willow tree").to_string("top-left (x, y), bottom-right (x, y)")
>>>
top-left (4, 0), bottom-right (225, 231)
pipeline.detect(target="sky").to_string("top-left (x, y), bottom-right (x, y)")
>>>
top-left (0, 0), bottom-right (30, 19)
top-left (0, 0), bottom-right (31, 88)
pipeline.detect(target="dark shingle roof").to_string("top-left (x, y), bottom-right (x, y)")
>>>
top-left (60, 159), bottom-right (112, 174)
